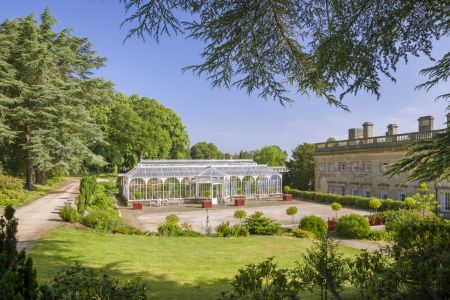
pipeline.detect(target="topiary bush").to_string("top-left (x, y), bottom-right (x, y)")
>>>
top-left (334, 214), bottom-right (370, 239)
top-left (245, 211), bottom-right (282, 235)
top-left (216, 222), bottom-right (234, 237)
top-left (299, 215), bottom-right (327, 237)
top-left (292, 228), bottom-right (315, 238)
top-left (59, 204), bottom-right (79, 223)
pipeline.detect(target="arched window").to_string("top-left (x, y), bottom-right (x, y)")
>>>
top-left (242, 176), bottom-right (255, 195)
top-left (147, 178), bottom-right (163, 199)
top-left (129, 178), bottom-right (146, 200)
top-left (164, 178), bottom-right (180, 199)
top-left (229, 176), bottom-right (241, 196)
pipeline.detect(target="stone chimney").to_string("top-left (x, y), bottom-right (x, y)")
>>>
top-left (348, 128), bottom-right (363, 140)
top-left (418, 116), bottom-right (434, 132)
top-left (387, 124), bottom-right (398, 136)
top-left (447, 113), bottom-right (450, 128)
top-left (362, 122), bottom-right (373, 138)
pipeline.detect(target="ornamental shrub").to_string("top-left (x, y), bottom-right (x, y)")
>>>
top-left (82, 208), bottom-right (125, 231)
top-left (334, 214), bottom-right (370, 239)
top-left (290, 189), bottom-right (404, 211)
top-left (79, 176), bottom-right (97, 201)
top-left (283, 185), bottom-right (291, 194)
top-left (367, 230), bottom-right (391, 241)
top-left (50, 264), bottom-right (147, 299)
top-left (158, 222), bottom-right (182, 236)
top-left (245, 211), bottom-right (282, 235)
top-left (299, 215), bottom-right (327, 237)
top-left (59, 204), bottom-right (79, 223)
top-left (369, 198), bottom-right (382, 212)
top-left (292, 228), bottom-right (315, 239)
top-left (216, 222), bottom-right (234, 237)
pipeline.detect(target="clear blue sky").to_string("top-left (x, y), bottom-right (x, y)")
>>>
top-left (2, 1), bottom-right (448, 154)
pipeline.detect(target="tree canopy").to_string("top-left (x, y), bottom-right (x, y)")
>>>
top-left (121, 0), bottom-right (449, 108)
top-left (253, 145), bottom-right (287, 166)
top-left (285, 143), bottom-right (315, 190)
top-left (190, 142), bottom-right (221, 159)
top-left (0, 8), bottom-right (113, 189)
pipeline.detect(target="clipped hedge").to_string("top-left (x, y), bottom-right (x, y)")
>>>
top-left (299, 215), bottom-right (327, 237)
top-left (334, 214), bottom-right (370, 239)
top-left (291, 189), bottom-right (404, 211)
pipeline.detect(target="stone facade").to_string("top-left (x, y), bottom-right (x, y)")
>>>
top-left (314, 114), bottom-right (450, 217)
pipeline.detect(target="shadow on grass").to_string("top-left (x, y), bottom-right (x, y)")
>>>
top-left (29, 238), bottom-right (232, 300)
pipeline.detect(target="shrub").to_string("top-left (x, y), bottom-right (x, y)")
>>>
top-left (379, 210), bottom-right (424, 232)
top-left (292, 228), bottom-right (314, 238)
top-left (369, 198), bottom-right (382, 212)
top-left (286, 206), bottom-right (298, 224)
top-left (165, 214), bottom-right (180, 224)
top-left (79, 176), bottom-right (97, 201)
top-left (82, 208), bottom-right (125, 231)
top-left (299, 215), bottom-right (327, 237)
top-left (111, 225), bottom-right (144, 235)
top-left (232, 225), bottom-right (250, 237)
top-left (367, 230), bottom-right (391, 241)
top-left (245, 211), bottom-right (282, 235)
top-left (0, 172), bottom-right (23, 190)
top-left (59, 204), bottom-right (79, 223)
top-left (334, 214), bottom-right (370, 239)
top-left (216, 222), bottom-right (234, 237)
top-left (50, 264), bottom-right (147, 299)
top-left (331, 202), bottom-right (342, 218)
top-left (234, 210), bottom-right (247, 224)
top-left (158, 222), bottom-right (183, 236)
top-left (283, 185), bottom-right (291, 194)
top-left (290, 189), bottom-right (404, 211)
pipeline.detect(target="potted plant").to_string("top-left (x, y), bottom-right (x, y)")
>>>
top-left (234, 188), bottom-right (245, 206)
top-left (202, 190), bottom-right (212, 208)
top-left (368, 198), bottom-right (383, 225)
top-left (133, 192), bottom-right (143, 210)
top-left (283, 185), bottom-right (292, 201)
top-left (327, 217), bottom-right (338, 231)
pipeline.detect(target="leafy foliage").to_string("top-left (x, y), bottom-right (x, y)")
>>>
top-left (369, 198), bottom-right (382, 212)
top-left (292, 228), bottom-right (314, 239)
top-left (50, 263), bottom-right (147, 299)
top-left (385, 127), bottom-right (450, 183)
top-left (120, 0), bottom-right (449, 108)
top-left (245, 211), bottom-right (282, 235)
top-left (157, 214), bottom-right (203, 237)
top-left (220, 257), bottom-right (296, 300)
top-left (215, 222), bottom-right (249, 237)
top-left (299, 215), bottom-right (327, 238)
top-left (0, 206), bottom-right (41, 299)
top-left (0, 9), bottom-right (113, 189)
top-left (59, 204), bottom-right (79, 223)
top-left (331, 202), bottom-right (342, 219)
top-left (294, 236), bottom-right (351, 300)
top-left (334, 214), bottom-right (370, 239)
top-left (253, 145), bottom-right (287, 166)
top-left (286, 206), bottom-right (298, 224)
top-left (285, 143), bottom-right (315, 191)
top-left (190, 142), bottom-right (221, 159)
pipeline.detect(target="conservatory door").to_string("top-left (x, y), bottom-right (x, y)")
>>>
top-left (212, 184), bottom-right (222, 204)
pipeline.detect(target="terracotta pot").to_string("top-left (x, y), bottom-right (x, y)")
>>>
top-left (327, 217), bottom-right (337, 231)
top-left (283, 194), bottom-right (293, 201)
top-left (133, 203), bottom-right (142, 210)
top-left (202, 200), bottom-right (212, 208)
top-left (235, 199), bottom-right (245, 206)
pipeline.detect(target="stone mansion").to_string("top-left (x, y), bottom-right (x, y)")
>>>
top-left (314, 113), bottom-right (450, 215)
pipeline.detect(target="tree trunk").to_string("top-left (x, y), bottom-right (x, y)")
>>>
top-left (25, 153), bottom-right (33, 190)
top-left (35, 170), bottom-right (46, 185)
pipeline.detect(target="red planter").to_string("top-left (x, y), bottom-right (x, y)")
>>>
top-left (133, 203), bottom-right (142, 210)
top-left (327, 218), bottom-right (337, 231)
top-left (369, 218), bottom-right (384, 226)
top-left (202, 200), bottom-right (212, 208)
top-left (235, 199), bottom-right (245, 206)
top-left (283, 194), bottom-right (293, 201)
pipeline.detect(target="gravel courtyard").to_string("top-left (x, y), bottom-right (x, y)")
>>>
top-left (120, 199), bottom-right (371, 233)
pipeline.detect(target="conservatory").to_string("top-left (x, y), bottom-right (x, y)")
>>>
top-left (118, 160), bottom-right (282, 206)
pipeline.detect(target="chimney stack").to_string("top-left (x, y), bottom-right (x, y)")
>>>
top-left (418, 116), bottom-right (434, 132)
top-left (348, 128), bottom-right (363, 140)
top-left (387, 124), bottom-right (398, 136)
top-left (362, 122), bottom-right (373, 138)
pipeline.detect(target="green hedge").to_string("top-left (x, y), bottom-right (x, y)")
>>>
top-left (291, 189), bottom-right (404, 211)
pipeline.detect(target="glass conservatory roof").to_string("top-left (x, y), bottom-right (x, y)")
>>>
top-left (123, 160), bottom-right (281, 179)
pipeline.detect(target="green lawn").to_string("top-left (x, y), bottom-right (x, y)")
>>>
top-left (29, 227), bottom-right (361, 299)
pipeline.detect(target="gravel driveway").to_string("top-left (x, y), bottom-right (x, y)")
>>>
top-left (15, 178), bottom-right (80, 250)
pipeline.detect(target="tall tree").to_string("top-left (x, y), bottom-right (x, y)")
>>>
top-left (120, 0), bottom-right (449, 108)
top-left (0, 9), bottom-right (113, 189)
top-left (190, 142), bottom-right (221, 159)
top-left (286, 143), bottom-right (315, 190)
top-left (253, 145), bottom-right (287, 166)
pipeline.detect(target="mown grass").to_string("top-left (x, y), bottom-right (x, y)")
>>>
top-left (29, 227), bottom-right (361, 299)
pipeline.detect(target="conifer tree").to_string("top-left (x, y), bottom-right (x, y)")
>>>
top-left (0, 8), bottom-right (113, 189)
